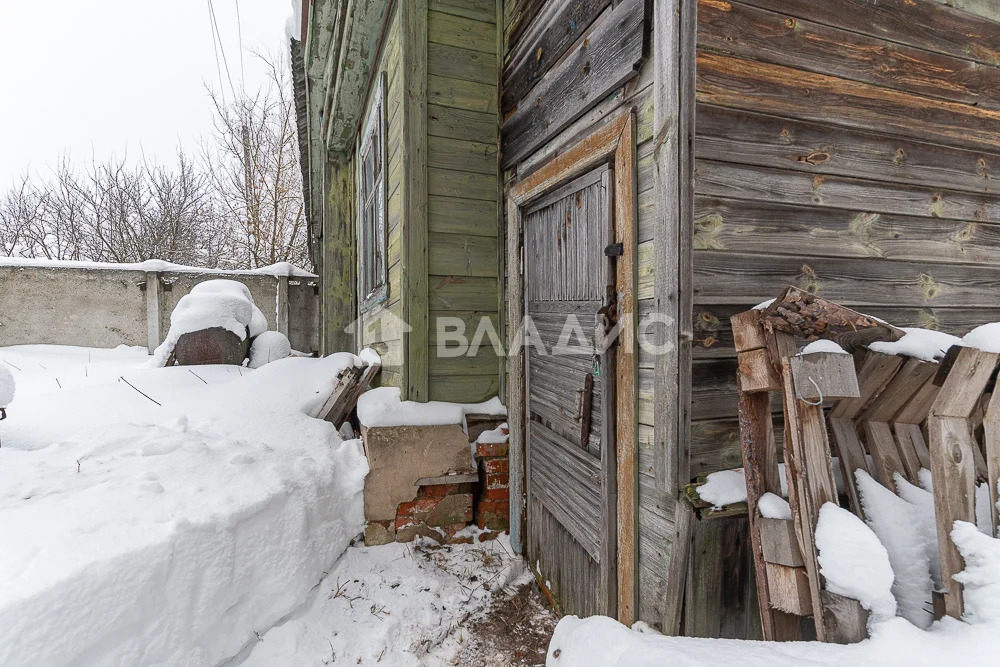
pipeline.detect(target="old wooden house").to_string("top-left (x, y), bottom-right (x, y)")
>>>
top-left (292, 0), bottom-right (1000, 637)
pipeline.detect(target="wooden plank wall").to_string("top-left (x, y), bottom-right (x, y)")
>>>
top-left (502, 0), bottom-right (679, 631)
top-left (359, 7), bottom-right (405, 389)
top-left (690, 0), bottom-right (1000, 476)
top-left (425, 0), bottom-right (501, 402)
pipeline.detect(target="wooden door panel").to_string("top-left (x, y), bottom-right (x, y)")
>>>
top-left (524, 165), bottom-right (617, 617)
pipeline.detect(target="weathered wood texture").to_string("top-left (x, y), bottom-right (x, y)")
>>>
top-left (501, 0), bottom-right (646, 168)
top-left (425, 2), bottom-right (500, 402)
top-left (928, 346), bottom-right (1000, 618)
top-left (502, 0), bottom-right (696, 637)
top-left (781, 354), bottom-right (842, 642)
top-left (501, 0), bottom-right (609, 112)
top-left (507, 109), bottom-right (639, 625)
top-left (732, 310), bottom-right (798, 640)
top-left (691, 0), bottom-right (1000, 499)
top-left (355, 11), bottom-right (404, 385)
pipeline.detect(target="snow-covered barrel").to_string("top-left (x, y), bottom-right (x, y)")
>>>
top-left (150, 279), bottom-right (268, 367)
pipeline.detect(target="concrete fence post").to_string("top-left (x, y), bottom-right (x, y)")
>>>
top-left (145, 271), bottom-right (162, 352)
top-left (276, 275), bottom-right (290, 336)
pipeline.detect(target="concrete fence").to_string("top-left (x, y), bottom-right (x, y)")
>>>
top-left (0, 262), bottom-right (320, 353)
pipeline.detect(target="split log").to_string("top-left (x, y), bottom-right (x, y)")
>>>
top-left (761, 286), bottom-right (904, 352)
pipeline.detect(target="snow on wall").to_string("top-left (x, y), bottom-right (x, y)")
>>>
top-left (357, 386), bottom-right (507, 429)
top-left (0, 256), bottom-right (316, 277)
top-left (868, 327), bottom-right (959, 362)
top-left (0, 262), bottom-right (320, 353)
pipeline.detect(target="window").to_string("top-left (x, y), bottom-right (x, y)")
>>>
top-left (358, 75), bottom-right (387, 310)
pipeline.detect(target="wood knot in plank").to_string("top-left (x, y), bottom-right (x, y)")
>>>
top-left (796, 151), bottom-right (830, 166)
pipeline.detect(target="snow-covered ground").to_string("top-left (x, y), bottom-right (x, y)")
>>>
top-left (242, 533), bottom-right (529, 666)
top-left (548, 522), bottom-right (1000, 666)
top-left (0, 345), bottom-right (368, 666)
top-left (0, 344), bottom-right (535, 667)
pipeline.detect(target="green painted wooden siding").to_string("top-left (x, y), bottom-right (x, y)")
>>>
top-left (425, 0), bottom-right (500, 403)
top-left (358, 5), bottom-right (405, 387)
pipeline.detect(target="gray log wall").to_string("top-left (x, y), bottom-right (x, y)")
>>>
top-left (0, 265), bottom-right (320, 354)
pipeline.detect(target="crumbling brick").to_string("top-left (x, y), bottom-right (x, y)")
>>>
top-left (476, 442), bottom-right (509, 458)
top-left (485, 472), bottom-right (509, 489)
top-left (425, 493), bottom-right (474, 527)
top-left (482, 458), bottom-right (508, 474)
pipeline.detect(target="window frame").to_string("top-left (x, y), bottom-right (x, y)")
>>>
top-left (357, 74), bottom-right (388, 312)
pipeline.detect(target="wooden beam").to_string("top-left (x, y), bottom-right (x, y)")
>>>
top-left (827, 350), bottom-right (904, 512)
top-left (322, 159), bottom-right (358, 354)
top-left (651, 0), bottom-right (697, 635)
top-left (401, 0), bottom-right (429, 401)
top-left (324, 0), bottom-right (392, 152)
top-left (928, 345), bottom-right (1000, 618)
top-left (614, 111), bottom-right (638, 628)
top-left (662, 499), bottom-right (694, 635)
top-left (736, 386), bottom-right (799, 640)
top-left (782, 354), bottom-right (840, 642)
top-left (652, 0), bottom-right (695, 512)
top-left (984, 389), bottom-right (1000, 536)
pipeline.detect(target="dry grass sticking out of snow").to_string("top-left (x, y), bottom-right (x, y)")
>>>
top-left (0, 345), bottom-right (369, 667)
top-left (241, 533), bottom-right (531, 667)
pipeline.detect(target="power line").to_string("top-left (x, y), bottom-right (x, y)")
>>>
top-left (206, 0), bottom-right (227, 103)
top-left (235, 0), bottom-right (246, 94)
top-left (206, 0), bottom-right (238, 100)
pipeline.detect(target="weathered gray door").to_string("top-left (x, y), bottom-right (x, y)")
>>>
top-left (523, 166), bottom-right (617, 617)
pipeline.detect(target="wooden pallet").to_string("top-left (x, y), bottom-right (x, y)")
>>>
top-left (736, 288), bottom-right (1000, 633)
top-left (732, 289), bottom-right (902, 643)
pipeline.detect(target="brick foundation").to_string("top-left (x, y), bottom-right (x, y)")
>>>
top-left (368, 423), bottom-right (511, 545)
top-left (474, 425), bottom-right (510, 531)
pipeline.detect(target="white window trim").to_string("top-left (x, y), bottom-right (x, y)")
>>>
top-left (358, 73), bottom-right (388, 312)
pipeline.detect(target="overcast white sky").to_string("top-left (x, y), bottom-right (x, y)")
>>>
top-left (0, 0), bottom-right (294, 186)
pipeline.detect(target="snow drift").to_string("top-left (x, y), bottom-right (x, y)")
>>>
top-left (0, 351), bottom-right (369, 667)
top-left (0, 364), bottom-right (13, 407)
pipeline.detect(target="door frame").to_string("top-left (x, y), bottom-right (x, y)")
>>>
top-left (506, 107), bottom-right (638, 624)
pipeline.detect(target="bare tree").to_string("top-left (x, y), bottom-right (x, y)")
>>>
top-left (0, 51), bottom-right (310, 271)
top-left (202, 51), bottom-right (308, 270)
top-left (0, 176), bottom-right (43, 257)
